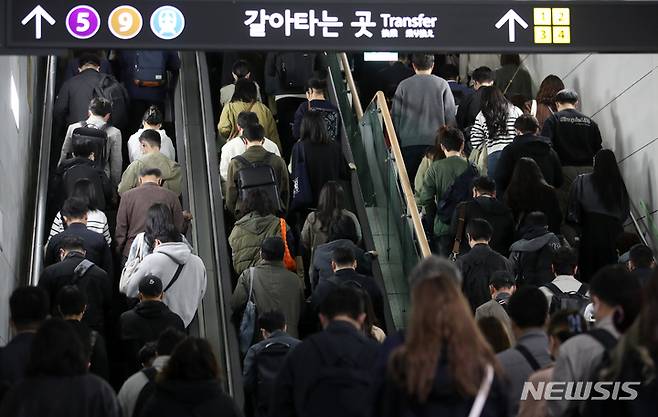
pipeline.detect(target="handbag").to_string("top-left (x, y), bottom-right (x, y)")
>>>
top-left (290, 141), bottom-right (314, 210)
top-left (120, 233), bottom-right (145, 284)
top-left (450, 204), bottom-right (467, 262)
top-left (239, 267), bottom-right (257, 354)
top-left (279, 218), bottom-right (297, 271)
top-left (467, 364), bottom-right (494, 417)
top-left (469, 140), bottom-right (488, 176)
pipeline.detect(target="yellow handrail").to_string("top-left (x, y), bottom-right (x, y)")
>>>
top-left (339, 52), bottom-right (364, 120)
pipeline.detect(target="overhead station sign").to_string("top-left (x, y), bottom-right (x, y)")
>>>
top-left (5, 1), bottom-right (658, 52)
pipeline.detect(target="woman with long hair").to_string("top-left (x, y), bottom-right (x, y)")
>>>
top-left (504, 157), bottom-right (562, 233)
top-left (469, 86), bottom-right (523, 178)
top-left (567, 149), bottom-right (630, 281)
top-left (532, 75), bottom-right (564, 129)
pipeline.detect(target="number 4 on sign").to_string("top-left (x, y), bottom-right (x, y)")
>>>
top-left (21, 5), bottom-right (56, 39)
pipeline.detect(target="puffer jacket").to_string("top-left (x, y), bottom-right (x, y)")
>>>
top-left (229, 212), bottom-right (291, 276)
top-left (509, 226), bottom-right (561, 287)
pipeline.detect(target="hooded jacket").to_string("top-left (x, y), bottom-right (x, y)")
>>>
top-left (120, 242), bottom-right (207, 327)
top-left (137, 379), bottom-right (242, 417)
top-left (509, 226), bottom-right (561, 287)
top-left (228, 212), bottom-right (284, 276)
top-left (450, 196), bottom-right (515, 256)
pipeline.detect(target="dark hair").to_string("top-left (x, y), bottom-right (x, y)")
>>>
top-left (71, 179), bottom-right (100, 211)
top-left (319, 286), bottom-right (365, 320)
top-left (629, 244), bottom-right (655, 269)
top-left (139, 129), bottom-right (162, 148)
top-left (307, 77), bottom-right (327, 92)
top-left (408, 255), bottom-right (462, 288)
top-left (140, 167), bottom-right (163, 178)
top-left (61, 197), bottom-right (88, 219)
top-left (332, 246), bottom-right (356, 266)
top-left (472, 66), bottom-right (494, 83)
top-left (472, 176), bottom-right (496, 195)
top-left (639, 269), bottom-right (658, 351)
top-left (89, 97), bottom-right (112, 117)
top-left (315, 181), bottom-right (347, 233)
top-left (438, 63), bottom-right (459, 80)
top-left (508, 286), bottom-right (549, 328)
top-left (514, 114), bottom-right (540, 134)
top-left (552, 246), bottom-right (578, 276)
top-left (156, 328), bottom-right (187, 356)
top-left (145, 203), bottom-right (181, 250)
top-left (504, 158), bottom-right (551, 212)
top-left (480, 86), bottom-right (510, 137)
top-left (143, 105), bottom-right (164, 126)
top-left (232, 59), bottom-right (251, 79)
top-left (489, 271), bottom-right (515, 290)
top-left (58, 235), bottom-right (85, 253)
top-left (26, 319), bottom-right (88, 377)
top-left (259, 310), bottom-right (286, 333)
top-left (425, 127), bottom-right (448, 160)
top-left (328, 214), bottom-right (358, 243)
top-left (239, 188), bottom-right (276, 217)
top-left (500, 54), bottom-right (521, 67)
top-left (237, 111), bottom-right (259, 130)
top-left (78, 52), bottom-right (101, 68)
top-left (536, 75), bottom-right (565, 105)
top-left (260, 236), bottom-right (285, 261)
top-left (231, 78), bottom-right (258, 103)
top-left (525, 211), bottom-right (549, 228)
top-left (438, 125), bottom-right (464, 152)
top-left (591, 149), bottom-right (628, 212)
top-left (161, 337), bottom-right (220, 381)
top-left (477, 316), bottom-right (512, 353)
top-left (547, 309), bottom-right (587, 343)
top-left (466, 218), bottom-right (493, 242)
top-left (590, 265), bottom-right (642, 333)
top-left (242, 123), bottom-right (265, 142)
top-left (71, 137), bottom-right (95, 158)
top-left (411, 54), bottom-right (434, 71)
top-left (56, 285), bottom-right (87, 316)
top-left (138, 342), bottom-right (158, 368)
top-left (555, 89), bottom-right (579, 104)
top-left (9, 286), bottom-right (49, 329)
top-left (300, 111), bottom-right (331, 144)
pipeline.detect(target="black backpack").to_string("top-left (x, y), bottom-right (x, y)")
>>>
top-left (544, 282), bottom-right (590, 315)
top-left (133, 367), bottom-right (158, 417)
top-left (133, 51), bottom-right (167, 87)
top-left (276, 52), bottom-right (316, 93)
top-left (233, 153), bottom-right (283, 214)
top-left (254, 342), bottom-right (292, 416)
top-left (93, 74), bottom-right (130, 129)
top-left (436, 163), bottom-right (479, 224)
top-left (71, 125), bottom-right (108, 167)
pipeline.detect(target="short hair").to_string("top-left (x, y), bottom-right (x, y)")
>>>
top-left (61, 197), bottom-right (88, 219)
top-left (138, 342), bottom-right (158, 367)
top-left (26, 319), bottom-right (88, 377)
top-left (307, 77), bottom-right (327, 91)
top-left (328, 214), bottom-right (358, 243)
top-left (242, 123), bottom-right (265, 142)
top-left (261, 237), bottom-right (285, 261)
top-left (319, 286), bottom-right (364, 321)
top-left (408, 255), bottom-right (462, 288)
top-left (237, 111), bottom-right (259, 130)
top-left (438, 64), bottom-right (459, 80)
top-left (9, 286), bottom-right (49, 329)
top-left (139, 129), bottom-right (162, 148)
top-left (58, 235), bottom-right (85, 253)
top-left (163, 337), bottom-right (219, 381)
top-left (524, 211), bottom-right (548, 228)
top-left (412, 54), bottom-right (434, 71)
top-left (472, 176), bottom-right (496, 195)
top-left (466, 218), bottom-right (493, 242)
top-left (439, 126), bottom-right (464, 152)
top-left (555, 89), bottom-right (579, 104)
top-left (71, 136), bottom-right (95, 158)
top-left (89, 97), bottom-right (112, 117)
top-left (78, 52), bottom-right (101, 67)
top-left (258, 310), bottom-right (286, 333)
top-left (514, 114), bottom-right (540, 134)
top-left (232, 59), bottom-right (251, 79)
top-left (56, 285), bottom-right (87, 316)
top-left (472, 66), bottom-right (494, 83)
top-left (489, 271), bottom-right (515, 289)
top-left (156, 328), bottom-right (187, 356)
top-left (552, 246), bottom-right (578, 275)
top-left (332, 246), bottom-right (356, 266)
top-left (140, 167), bottom-right (163, 178)
top-left (507, 286), bottom-right (549, 328)
top-left (590, 265), bottom-right (641, 308)
top-left (629, 244), bottom-right (655, 268)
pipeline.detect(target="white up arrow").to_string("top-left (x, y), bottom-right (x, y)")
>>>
top-left (495, 9), bottom-right (528, 43)
top-left (21, 5), bottom-right (56, 40)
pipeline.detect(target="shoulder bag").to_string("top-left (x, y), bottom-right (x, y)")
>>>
top-left (120, 233), bottom-right (145, 283)
top-left (239, 267), bottom-right (257, 354)
top-left (467, 364), bottom-right (495, 417)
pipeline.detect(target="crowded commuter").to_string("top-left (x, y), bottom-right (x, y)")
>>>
top-left (0, 319), bottom-right (121, 417)
top-left (456, 66), bottom-right (494, 131)
top-left (62, 50), bottom-right (113, 82)
top-left (413, 126), bottom-right (446, 199)
top-left (567, 149), bottom-right (630, 282)
top-left (504, 158), bottom-right (562, 234)
top-left (494, 54), bottom-right (533, 101)
top-left (270, 287), bottom-right (379, 417)
top-left (356, 287), bottom-right (387, 342)
top-left (539, 246), bottom-right (590, 313)
top-left (456, 218), bottom-right (512, 311)
top-left (127, 106), bottom-right (176, 162)
top-left (139, 337), bottom-right (243, 417)
top-left (220, 59), bottom-right (262, 108)
top-left (231, 237), bottom-right (304, 338)
top-left (509, 212), bottom-right (562, 287)
top-left (627, 243), bottom-right (656, 286)
top-left (475, 271), bottom-right (516, 339)
top-left (477, 316), bottom-right (512, 353)
top-left (495, 114), bottom-right (563, 194)
top-left (392, 53), bottom-right (457, 183)
top-left (368, 53), bottom-right (414, 101)
top-left (496, 286), bottom-right (551, 417)
top-left (292, 77), bottom-right (341, 141)
top-left (439, 63), bottom-right (474, 107)
top-left (529, 74), bottom-right (564, 129)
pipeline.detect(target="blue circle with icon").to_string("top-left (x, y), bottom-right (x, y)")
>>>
top-left (150, 5), bottom-right (185, 40)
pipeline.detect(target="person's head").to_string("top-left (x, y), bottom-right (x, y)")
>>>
top-left (591, 149), bottom-right (628, 212)
top-left (88, 97), bottom-right (112, 121)
top-left (466, 218), bottom-right (493, 247)
top-left (71, 132), bottom-right (101, 161)
top-left (507, 286), bottom-right (549, 334)
top-left (260, 237), bottom-right (285, 262)
top-left (505, 158), bottom-right (549, 209)
top-left (156, 327), bottom-right (187, 357)
top-left (514, 114), bottom-right (540, 135)
top-left (78, 52), bottom-right (101, 71)
top-left (9, 286), bottom-right (49, 332)
top-left (138, 275), bottom-right (164, 302)
top-left (411, 53), bottom-right (434, 73)
top-left (425, 126), bottom-right (448, 161)
top-left (589, 265), bottom-right (642, 332)
top-left (639, 270), bottom-right (658, 351)
top-left (554, 89), bottom-right (579, 110)
top-left (242, 123), bottom-right (266, 146)
top-left (231, 59), bottom-right (251, 81)
top-left (316, 181), bottom-right (346, 228)
top-left (552, 246), bottom-right (579, 277)
top-left (57, 235), bottom-right (86, 261)
top-left (546, 310), bottom-right (587, 358)
top-left (489, 271), bottom-right (516, 299)
top-left (331, 246), bottom-right (357, 272)
top-left (70, 178), bottom-right (100, 212)
top-left (480, 86), bottom-right (510, 136)
top-left (142, 105), bottom-right (164, 129)
top-left (56, 285), bottom-right (86, 321)
top-left (139, 129), bottom-right (162, 154)
top-left (26, 318), bottom-right (88, 377)
top-left (306, 77), bottom-right (327, 99)
top-left (477, 316), bottom-right (512, 353)
top-left (139, 167), bottom-right (163, 187)
top-left (61, 197), bottom-right (88, 226)
top-left (258, 310), bottom-right (287, 339)
top-left (407, 255), bottom-right (462, 288)
top-left (138, 342), bottom-right (158, 369)
top-left (300, 111), bottom-right (331, 144)
top-left (238, 188), bottom-right (276, 217)
top-left (628, 244), bottom-right (656, 271)
top-left (236, 111), bottom-right (259, 136)
top-left (438, 125), bottom-right (464, 154)
top-left (328, 214), bottom-right (359, 244)
top-left (161, 337), bottom-right (219, 382)
top-left (472, 176), bottom-right (496, 198)
top-left (438, 63), bottom-right (459, 81)
top-left (144, 203), bottom-right (178, 251)
top-left (500, 54), bottom-right (521, 67)
top-left (471, 66), bottom-right (494, 90)
top-left (318, 286), bottom-right (366, 329)
top-left (536, 75), bottom-right (565, 105)
top-left (231, 78), bottom-right (258, 103)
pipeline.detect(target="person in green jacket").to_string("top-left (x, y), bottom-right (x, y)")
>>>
top-left (419, 126), bottom-right (469, 255)
top-left (118, 129), bottom-right (182, 196)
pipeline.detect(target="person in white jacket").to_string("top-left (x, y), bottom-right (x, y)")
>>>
top-left (127, 105), bottom-right (176, 163)
top-left (119, 230), bottom-right (206, 327)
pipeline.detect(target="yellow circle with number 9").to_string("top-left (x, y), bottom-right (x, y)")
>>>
top-left (109, 5), bottom-right (143, 39)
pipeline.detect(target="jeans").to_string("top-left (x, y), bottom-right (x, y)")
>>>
top-left (487, 150), bottom-right (502, 180)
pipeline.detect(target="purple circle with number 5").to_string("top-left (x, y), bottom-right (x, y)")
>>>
top-left (66, 5), bottom-right (101, 39)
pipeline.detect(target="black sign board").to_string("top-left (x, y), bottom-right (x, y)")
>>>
top-left (4, 1), bottom-right (658, 52)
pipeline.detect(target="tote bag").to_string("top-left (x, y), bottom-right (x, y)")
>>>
top-left (290, 141), bottom-right (314, 210)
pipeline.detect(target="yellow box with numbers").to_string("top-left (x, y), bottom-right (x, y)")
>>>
top-left (534, 26), bottom-right (552, 44)
top-left (534, 8), bottom-right (552, 25)
top-left (552, 8), bottom-right (570, 25)
top-left (553, 26), bottom-right (571, 44)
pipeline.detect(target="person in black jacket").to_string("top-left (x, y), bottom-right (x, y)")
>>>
top-left (39, 235), bottom-right (112, 333)
top-left (495, 114), bottom-right (563, 195)
top-left (450, 176), bottom-right (514, 256)
top-left (456, 219), bottom-right (512, 312)
top-left (119, 275), bottom-right (185, 373)
top-left (456, 66), bottom-right (494, 133)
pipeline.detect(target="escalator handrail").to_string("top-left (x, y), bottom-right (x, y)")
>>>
top-left (339, 53), bottom-right (364, 120)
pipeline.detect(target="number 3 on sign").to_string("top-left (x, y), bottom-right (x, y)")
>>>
top-left (109, 5), bottom-right (143, 39)
top-left (534, 26), bottom-right (552, 44)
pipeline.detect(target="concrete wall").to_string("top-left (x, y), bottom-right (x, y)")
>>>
top-left (524, 53), bottom-right (658, 247)
top-left (0, 56), bottom-right (39, 344)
